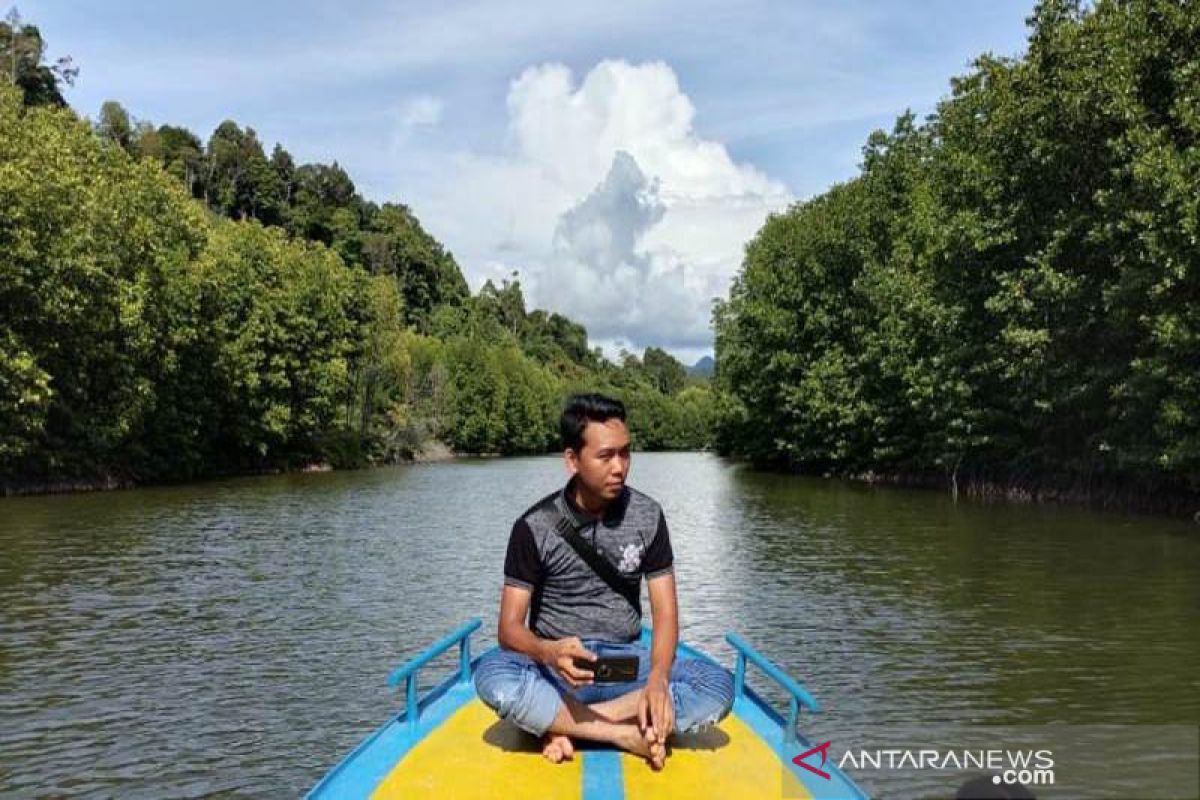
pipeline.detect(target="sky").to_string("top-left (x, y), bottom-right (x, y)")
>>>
top-left (24, 0), bottom-right (1035, 364)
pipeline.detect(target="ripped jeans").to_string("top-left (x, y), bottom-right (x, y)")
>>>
top-left (473, 639), bottom-right (735, 737)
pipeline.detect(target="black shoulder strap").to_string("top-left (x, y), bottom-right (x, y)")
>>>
top-left (550, 498), bottom-right (641, 616)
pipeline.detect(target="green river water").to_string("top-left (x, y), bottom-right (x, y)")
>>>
top-left (2, 453), bottom-right (1197, 798)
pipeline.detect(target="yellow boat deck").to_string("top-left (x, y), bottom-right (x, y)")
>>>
top-left (370, 698), bottom-right (810, 800)
top-left (308, 623), bottom-right (866, 799)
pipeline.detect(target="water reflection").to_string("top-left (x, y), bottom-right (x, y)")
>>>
top-left (1, 453), bottom-right (1197, 797)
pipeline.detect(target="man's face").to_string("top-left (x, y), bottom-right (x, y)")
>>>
top-left (567, 418), bottom-right (631, 502)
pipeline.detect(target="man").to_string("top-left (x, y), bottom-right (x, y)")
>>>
top-left (474, 393), bottom-right (734, 769)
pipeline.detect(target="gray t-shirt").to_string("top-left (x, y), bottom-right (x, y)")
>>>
top-left (503, 477), bottom-right (674, 643)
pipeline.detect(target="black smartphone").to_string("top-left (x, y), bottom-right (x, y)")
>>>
top-left (574, 654), bottom-right (640, 683)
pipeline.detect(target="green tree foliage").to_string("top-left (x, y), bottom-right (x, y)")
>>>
top-left (477, 275), bottom-right (527, 337)
top-left (204, 120), bottom-right (284, 224)
top-left (643, 347), bottom-right (689, 395)
top-left (149, 124), bottom-right (205, 198)
top-left (442, 337), bottom-right (510, 454)
top-left (0, 330), bottom-right (50, 462)
top-left (0, 84), bottom-right (365, 479)
top-left (286, 161), bottom-right (357, 243)
top-left (0, 13), bottom-right (715, 487)
top-left (349, 275), bottom-right (410, 451)
top-left (187, 220), bottom-right (363, 468)
top-left (0, 84), bottom-right (209, 476)
top-left (46, 89), bottom-right (474, 333)
top-left (521, 309), bottom-right (594, 368)
top-left (270, 144), bottom-right (295, 205)
top-left (425, 283), bottom-right (702, 456)
top-left (361, 203), bottom-right (468, 325)
top-left (95, 99), bottom-right (132, 150)
top-left (714, 0), bottom-right (1200, 494)
top-left (1, 9), bottom-right (76, 107)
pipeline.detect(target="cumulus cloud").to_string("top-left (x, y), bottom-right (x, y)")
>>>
top-left (548, 151), bottom-right (707, 348)
top-left (409, 59), bottom-right (793, 360)
top-left (553, 151), bottom-right (663, 277)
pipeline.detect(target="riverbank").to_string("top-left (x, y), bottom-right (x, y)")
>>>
top-left (8, 448), bottom-right (1198, 522)
top-left (0, 472), bottom-right (139, 497)
top-left (0, 439), bottom-right (461, 499)
top-left (841, 468), bottom-right (1200, 521)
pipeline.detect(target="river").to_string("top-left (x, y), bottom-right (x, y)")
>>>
top-left (2, 453), bottom-right (1197, 797)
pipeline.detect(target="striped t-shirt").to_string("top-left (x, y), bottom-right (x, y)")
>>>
top-left (503, 477), bottom-right (674, 643)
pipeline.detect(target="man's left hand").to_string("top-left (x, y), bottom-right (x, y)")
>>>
top-left (637, 672), bottom-right (674, 745)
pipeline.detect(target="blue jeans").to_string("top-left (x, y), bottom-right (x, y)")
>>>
top-left (474, 639), bottom-right (734, 737)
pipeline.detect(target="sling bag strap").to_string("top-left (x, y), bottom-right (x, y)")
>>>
top-left (550, 496), bottom-right (642, 617)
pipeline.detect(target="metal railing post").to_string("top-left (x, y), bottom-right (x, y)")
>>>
top-left (725, 632), bottom-right (820, 743)
top-left (406, 674), bottom-right (418, 731)
top-left (386, 619), bottom-right (482, 731)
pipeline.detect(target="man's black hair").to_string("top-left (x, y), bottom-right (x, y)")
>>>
top-left (560, 393), bottom-right (627, 452)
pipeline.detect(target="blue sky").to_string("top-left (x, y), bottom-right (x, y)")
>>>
top-left (25, 0), bottom-right (1035, 363)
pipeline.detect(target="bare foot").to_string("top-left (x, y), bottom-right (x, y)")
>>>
top-left (541, 732), bottom-right (575, 763)
top-left (644, 725), bottom-right (668, 769)
top-left (614, 725), bottom-right (666, 770)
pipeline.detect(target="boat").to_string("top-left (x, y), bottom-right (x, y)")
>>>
top-left (307, 619), bottom-right (869, 799)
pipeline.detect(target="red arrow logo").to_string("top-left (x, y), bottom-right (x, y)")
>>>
top-left (792, 740), bottom-right (832, 780)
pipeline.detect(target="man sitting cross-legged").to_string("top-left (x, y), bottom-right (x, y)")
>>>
top-left (474, 393), bottom-right (734, 769)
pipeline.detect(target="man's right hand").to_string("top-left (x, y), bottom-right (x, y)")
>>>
top-left (541, 637), bottom-right (597, 688)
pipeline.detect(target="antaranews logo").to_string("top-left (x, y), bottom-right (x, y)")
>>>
top-left (791, 740), bottom-right (1055, 788)
top-left (792, 741), bottom-right (833, 780)
top-left (788, 724), bottom-right (1199, 800)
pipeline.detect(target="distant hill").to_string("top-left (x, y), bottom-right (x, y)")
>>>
top-left (688, 356), bottom-right (714, 378)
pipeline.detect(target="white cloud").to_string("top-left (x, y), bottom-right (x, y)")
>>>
top-left (549, 151), bottom-right (701, 346)
top-left (398, 95), bottom-right (443, 130)
top-left (409, 59), bottom-right (792, 359)
top-left (38, 0), bottom-right (1037, 365)
top-left (554, 151), bottom-right (664, 277)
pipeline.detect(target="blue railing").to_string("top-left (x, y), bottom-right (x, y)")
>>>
top-left (726, 632), bottom-right (820, 742)
top-left (387, 618), bottom-right (481, 730)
